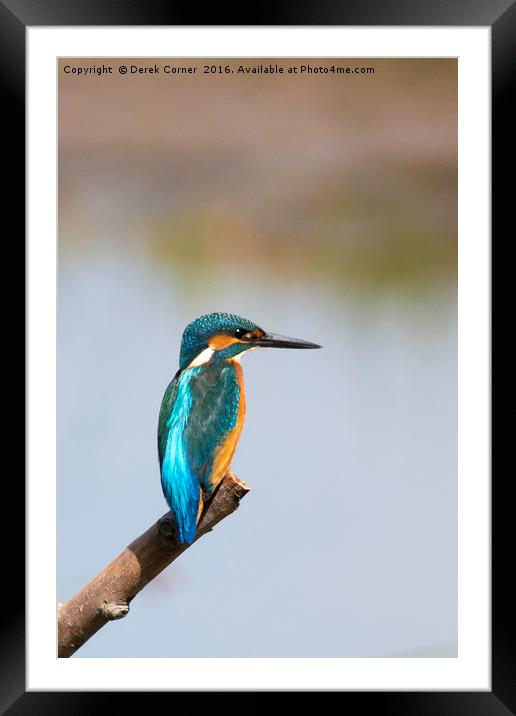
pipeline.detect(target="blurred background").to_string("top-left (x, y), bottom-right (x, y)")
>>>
top-left (58, 58), bottom-right (457, 657)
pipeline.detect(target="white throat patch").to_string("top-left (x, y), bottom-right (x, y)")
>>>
top-left (231, 346), bottom-right (258, 363)
top-left (187, 346), bottom-right (215, 368)
top-left (188, 345), bottom-right (259, 368)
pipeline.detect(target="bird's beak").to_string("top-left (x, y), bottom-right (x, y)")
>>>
top-left (253, 332), bottom-right (322, 349)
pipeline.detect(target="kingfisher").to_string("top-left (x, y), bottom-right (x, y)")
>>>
top-left (157, 312), bottom-right (321, 544)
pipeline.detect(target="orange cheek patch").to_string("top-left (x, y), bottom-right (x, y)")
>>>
top-left (209, 334), bottom-right (241, 350)
top-left (209, 328), bottom-right (265, 350)
top-left (249, 329), bottom-right (265, 339)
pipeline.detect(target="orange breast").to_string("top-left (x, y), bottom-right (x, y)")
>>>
top-left (206, 360), bottom-right (247, 492)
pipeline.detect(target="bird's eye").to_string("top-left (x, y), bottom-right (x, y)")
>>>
top-left (234, 328), bottom-right (247, 338)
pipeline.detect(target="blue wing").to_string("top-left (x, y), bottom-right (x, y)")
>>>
top-left (184, 362), bottom-right (241, 492)
top-left (158, 363), bottom-right (241, 544)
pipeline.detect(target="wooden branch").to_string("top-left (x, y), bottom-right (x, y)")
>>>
top-left (58, 472), bottom-right (250, 658)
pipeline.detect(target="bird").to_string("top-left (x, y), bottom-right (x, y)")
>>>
top-left (157, 312), bottom-right (321, 544)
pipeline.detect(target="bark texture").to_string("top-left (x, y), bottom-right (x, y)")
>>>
top-left (58, 472), bottom-right (249, 657)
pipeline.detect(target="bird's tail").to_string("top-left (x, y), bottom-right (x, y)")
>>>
top-left (161, 469), bottom-right (200, 544)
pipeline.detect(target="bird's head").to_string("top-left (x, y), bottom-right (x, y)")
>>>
top-left (179, 312), bottom-right (321, 370)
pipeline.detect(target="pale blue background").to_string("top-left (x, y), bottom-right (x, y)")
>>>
top-left (58, 57), bottom-right (457, 657)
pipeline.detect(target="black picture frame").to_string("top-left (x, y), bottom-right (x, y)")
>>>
top-left (7, 0), bottom-right (508, 711)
